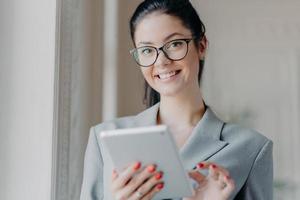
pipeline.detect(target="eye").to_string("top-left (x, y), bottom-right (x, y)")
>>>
top-left (140, 47), bottom-right (154, 55)
top-left (171, 41), bottom-right (184, 47)
top-left (166, 40), bottom-right (184, 50)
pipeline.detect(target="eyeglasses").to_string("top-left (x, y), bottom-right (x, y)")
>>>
top-left (130, 38), bottom-right (194, 67)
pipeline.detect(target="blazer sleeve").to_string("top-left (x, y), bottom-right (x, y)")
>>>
top-left (235, 140), bottom-right (273, 200)
top-left (80, 126), bottom-right (104, 200)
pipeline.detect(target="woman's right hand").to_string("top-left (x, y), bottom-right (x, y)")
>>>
top-left (110, 162), bottom-right (164, 200)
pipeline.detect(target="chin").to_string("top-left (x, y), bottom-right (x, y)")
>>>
top-left (156, 87), bottom-right (183, 97)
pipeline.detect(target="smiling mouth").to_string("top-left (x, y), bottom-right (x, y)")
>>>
top-left (155, 70), bottom-right (181, 80)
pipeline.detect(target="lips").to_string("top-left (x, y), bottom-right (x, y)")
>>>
top-left (155, 70), bottom-right (181, 80)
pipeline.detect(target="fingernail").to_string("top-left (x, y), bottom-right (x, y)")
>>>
top-left (157, 183), bottom-right (164, 190)
top-left (133, 162), bottom-right (141, 170)
top-left (212, 164), bottom-right (217, 169)
top-left (197, 162), bottom-right (204, 169)
top-left (226, 175), bottom-right (230, 180)
top-left (155, 172), bottom-right (163, 180)
top-left (147, 164), bottom-right (156, 173)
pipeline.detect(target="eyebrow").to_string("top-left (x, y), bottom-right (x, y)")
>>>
top-left (137, 32), bottom-right (187, 46)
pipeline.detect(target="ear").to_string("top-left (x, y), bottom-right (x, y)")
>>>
top-left (197, 35), bottom-right (208, 60)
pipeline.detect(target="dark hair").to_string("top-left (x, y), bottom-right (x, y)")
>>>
top-left (129, 0), bottom-right (206, 107)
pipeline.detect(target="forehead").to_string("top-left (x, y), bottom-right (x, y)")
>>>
top-left (134, 13), bottom-right (191, 45)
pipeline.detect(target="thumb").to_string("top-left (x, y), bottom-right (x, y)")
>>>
top-left (188, 170), bottom-right (206, 185)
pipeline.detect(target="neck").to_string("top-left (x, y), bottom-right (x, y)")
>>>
top-left (157, 89), bottom-right (206, 128)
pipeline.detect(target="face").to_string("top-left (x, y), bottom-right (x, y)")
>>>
top-left (134, 12), bottom-right (206, 97)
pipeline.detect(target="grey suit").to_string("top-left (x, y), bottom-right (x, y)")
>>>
top-left (80, 103), bottom-right (273, 200)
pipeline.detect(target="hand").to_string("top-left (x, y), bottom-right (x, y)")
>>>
top-left (110, 162), bottom-right (164, 200)
top-left (184, 162), bottom-right (235, 200)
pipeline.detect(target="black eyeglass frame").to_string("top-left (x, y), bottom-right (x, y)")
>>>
top-left (130, 38), bottom-right (194, 67)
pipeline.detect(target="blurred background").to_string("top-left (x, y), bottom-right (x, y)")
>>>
top-left (0, 0), bottom-right (299, 200)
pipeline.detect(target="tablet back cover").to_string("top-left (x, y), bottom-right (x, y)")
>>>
top-left (100, 125), bottom-right (193, 200)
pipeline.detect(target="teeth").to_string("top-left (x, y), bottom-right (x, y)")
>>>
top-left (158, 71), bottom-right (176, 79)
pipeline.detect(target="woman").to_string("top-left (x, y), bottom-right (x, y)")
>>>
top-left (80, 0), bottom-right (273, 199)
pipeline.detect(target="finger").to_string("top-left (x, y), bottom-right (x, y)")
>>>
top-left (112, 169), bottom-right (118, 180)
top-left (208, 164), bottom-right (219, 180)
top-left (141, 183), bottom-right (164, 200)
top-left (212, 164), bottom-right (230, 177)
top-left (188, 170), bottom-right (206, 185)
top-left (129, 171), bottom-right (163, 200)
top-left (112, 161), bottom-right (142, 191)
top-left (114, 191), bottom-right (126, 200)
top-left (222, 175), bottom-right (235, 198)
top-left (216, 173), bottom-right (227, 189)
top-left (198, 161), bottom-right (229, 176)
top-left (119, 165), bottom-right (158, 199)
top-left (197, 162), bottom-right (229, 177)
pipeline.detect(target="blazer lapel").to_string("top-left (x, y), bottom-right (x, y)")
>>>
top-left (133, 103), bottom-right (160, 127)
top-left (134, 103), bottom-right (228, 170)
top-left (180, 108), bottom-right (228, 170)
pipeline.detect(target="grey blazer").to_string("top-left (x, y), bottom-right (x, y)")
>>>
top-left (80, 103), bottom-right (273, 200)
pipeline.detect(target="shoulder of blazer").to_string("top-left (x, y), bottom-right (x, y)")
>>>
top-left (92, 115), bottom-right (137, 132)
top-left (92, 103), bottom-right (160, 134)
top-left (221, 122), bottom-right (272, 156)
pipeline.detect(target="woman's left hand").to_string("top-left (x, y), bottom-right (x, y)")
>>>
top-left (183, 162), bottom-right (235, 200)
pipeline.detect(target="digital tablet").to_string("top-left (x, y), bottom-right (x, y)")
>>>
top-left (99, 125), bottom-right (193, 200)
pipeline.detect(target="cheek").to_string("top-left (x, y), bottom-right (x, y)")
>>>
top-left (188, 50), bottom-right (201, 74)
top-left (190, 62), bottom-right (200, 82)
top-left (187, 46), bottom-right (201, 74)
top-left (192, 60), bottom-right (200, 75)
top-left (141, 68), bottom-right (153, 82)
top-left (181, 55), bottom-right (200, 78)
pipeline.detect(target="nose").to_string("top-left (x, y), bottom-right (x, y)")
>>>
top-left (154, 50), bottom-right (171, 67)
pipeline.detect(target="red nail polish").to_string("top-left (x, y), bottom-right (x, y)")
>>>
top-left (157, 183), bottom-right (164, 190)
top-left (147, 165), bottom-right (156, 173)
top-left (133, 162), bottom-right (141, 170)
top-left (197, 163), bottom-right (204, 168)
top-left (155, 172), bottom-right (163, 180)
top-left (212, 164), bottom-right (217, 169)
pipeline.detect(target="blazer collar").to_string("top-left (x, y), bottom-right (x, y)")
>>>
top-left (134, 102), bottom-right (228, 170)
top-left (134, 103), bottom-right (160, 127)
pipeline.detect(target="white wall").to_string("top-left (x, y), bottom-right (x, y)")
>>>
top-left (0, 0), bottom-right (56, 200)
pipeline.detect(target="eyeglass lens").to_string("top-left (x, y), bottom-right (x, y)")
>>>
top-left (132, 39), bottom-right (190, 67)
